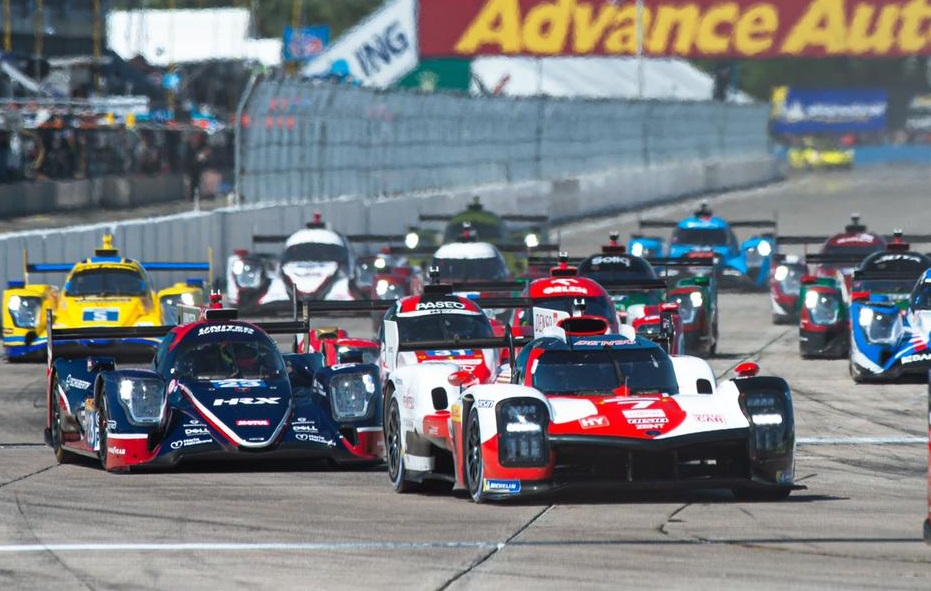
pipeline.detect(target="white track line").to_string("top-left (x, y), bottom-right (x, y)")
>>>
top-left (798, 436), bottom-right (926, 445)
top-left (0, 541), bottom-right (502, 554)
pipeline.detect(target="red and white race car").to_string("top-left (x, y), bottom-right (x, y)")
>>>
top-left (383, 315), bottom-right (800, 502)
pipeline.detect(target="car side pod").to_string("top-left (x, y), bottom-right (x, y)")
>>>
top-left (925, 369), bottom-right (931, 544)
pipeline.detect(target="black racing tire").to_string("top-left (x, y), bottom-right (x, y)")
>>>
top-left (98, 395), bottom-right (111, 471)
top-left (50, 378), bottom-right (78, 465)
top-left (464, 408), bottom-right (487, 503)
top-left (385, 397), bottom-right (419, 493)
top-left (732, 486), bottom-right (792, 501)
top-left (849, 360), bottom-right (869, 384)
top-left (708, 321), bottom-right (719, 357)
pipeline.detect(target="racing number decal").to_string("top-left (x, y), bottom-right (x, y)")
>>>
top-left (211, 379), bottom-right (265, 389)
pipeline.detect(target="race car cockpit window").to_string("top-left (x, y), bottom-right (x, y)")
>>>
top-left (911, 283), bottom-right (931, 309)
top-left (432, 255), bottom-right (509, 282)
top-left (337, 345), bottom-right (380, 365)
top-left (529, 297), bottom-right (616, 324)
top-left (174, 338), bottom-right (285, 380)
top-left (65, 268), bottom-right (148, 297)
top-left (397, 312), bottom-right (494, 342)
top-left (281, 242), bottom-right (349, 265)
top-left (671, 227), bottom-right (734, 249)
top-left (532, 348), bottom-right (678, 396)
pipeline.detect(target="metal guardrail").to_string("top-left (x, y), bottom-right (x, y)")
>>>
top-left (236, 78), bottom-right (771, 205)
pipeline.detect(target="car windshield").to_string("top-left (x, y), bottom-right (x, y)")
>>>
top-left (671, 227), bottom-right (729, 247)
top-left (175, 338), bottom-right (285, 380)
top-left (857, 279), bottom-right (915, 295)
top-left (912, 284), bottom-right (931, 309)
top-left (281, 242), bottom-right (348, 264)
top-left (531, 296), bottom-right (616, 321)
top-left (444, 220), bottom-right (504, 242)
top-left (337, 345), bottom-right (380, 364)
top-left (532, 348), bottom-right (678, 396)
top-left (432, 256), bottom-right (508, 282)
top-left (66, 268), bottom-right (147, 297)
top-left (397, 312), bottom-right (494, 342)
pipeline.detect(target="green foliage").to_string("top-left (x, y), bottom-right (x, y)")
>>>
top-left (695, 57), bottom-right (930, 101)
top-left (109, 0), bottom-right (381, 39)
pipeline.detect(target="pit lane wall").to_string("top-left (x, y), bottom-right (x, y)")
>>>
top-left (0, 155), bottom-right (779, 290)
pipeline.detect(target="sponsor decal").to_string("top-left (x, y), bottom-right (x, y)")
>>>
top-left (186, 418), bottom-right (206, 426)
top-left (772, 88), bottom-right (886, 134)
top-left (236, 419), bottom-right (271, 427)
top-left (574, 339), bottom-right (635, 346)
top-left (415, 301), bottom-right (466, 310)
top-left (211, 379), bottom-right (266, 389)
top-left (82, 309), bottom-right (119, 322)
top-left (541, 282), bottom-right (589, 295)
top-left (835, 233), bottom-right (878, 245)
top-left (295, 433), bottom-right (336, 446)
top-left (476, 399), bottom-right (495, 408)
top-left (580, 415), bottom-right (609, 429)
top-left (627, 417), bottom-right (670, 425)
top-left (169, 437), bottom-right (213, 449)
top-left (107, 446), bottom-right (126, 455)
top-left (902, 352), bottom-right (931, 364)
top-left (213, 397), bottom-right (280, 406)
top-left (196, 325), bottom-right (255, 336)
top-left (694, 413), bottom-right (727, 424)
top-left (483, 479), bottom-right (521, 494)
top-left (590, 255), bottom-right (631, 266)
top-left (292, 424), bottom-right (319, 434)
top-left (185, 427), bottom-right (211, 436)
top-left (622, 409), bottom-right (666, 419)
top-left (423, 349), bottom-right (476, 357)
top-left (419, 0), bottom-right (931, 59)
top-left (66, 375), bottom-right (92, 391)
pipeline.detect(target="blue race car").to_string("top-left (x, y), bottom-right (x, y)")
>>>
top-left (848, 241), bottom-right (931, 383)
top-left (44, 296), bottom-right (384, 471)
top-left (629, 201), bottom-right (776, 291)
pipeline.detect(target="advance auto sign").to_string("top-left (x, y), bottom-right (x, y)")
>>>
top-left (418, 0), bottom-right (931, 58)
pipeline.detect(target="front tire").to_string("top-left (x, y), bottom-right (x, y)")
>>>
top-left (50, 382), bottom-right (77, 464)
top-left (385, 397), bottom-right (419, 493)
top-left (849, 360), bottom-right (869, 384)
top-left (464, 408), bottom-right (487, 503)
top-left (98, 396), bottom-right (111, 472)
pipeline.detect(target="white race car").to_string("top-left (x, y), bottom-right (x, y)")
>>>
top-left (384, 315), bottom-right (799, 502)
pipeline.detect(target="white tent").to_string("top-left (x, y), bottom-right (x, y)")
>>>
top-left (470, 56), bottom-right (750, 102)
top-left (107, 8), bottom-right (281, 66)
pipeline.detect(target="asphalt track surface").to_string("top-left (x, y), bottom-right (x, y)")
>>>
top-left (1, 167), bottom-right (931, 590)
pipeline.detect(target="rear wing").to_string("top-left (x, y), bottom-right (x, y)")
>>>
top-left (802, 253), bottom-right (869, 266)
top-left (852, 269), bottom-right (926, 281)
top-left (638, 218), bottom-right (776, 230)
top-left (23, 248), bottom-right (213, 286)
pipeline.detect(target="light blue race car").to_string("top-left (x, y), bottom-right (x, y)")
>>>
top-left (628, 201), bottom-right (776, 291)
top-left (848, 247), bottom-right (931, 383)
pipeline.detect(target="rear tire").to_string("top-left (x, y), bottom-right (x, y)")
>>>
top-left (464, 408), bottom-right (487, 503)
top-left (50, 380), bottom-right (77, 465)
top-left (385, 397), bottom-right (419, 493)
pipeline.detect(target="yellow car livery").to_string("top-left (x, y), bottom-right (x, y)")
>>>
top-left (2, 235), bottom-right (210, 361)
top-left (787, 144), bottom-right (854, 170)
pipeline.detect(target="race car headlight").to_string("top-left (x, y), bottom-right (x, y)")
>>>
top-left (805, 291), bottom-right (839, 325)
top-left (524, 232), bottom-right (539, 249)
top-left (405, 231), bottom-right (419, 250)
top-left (496, 398), bottom-right (548, 467)
top-left (329, 370), bottom-right (378, 421)
top-left (630, 243), bottom-right (645, 257)
top-left (7, 295), bottom-right (42, 328)
top-left (773, 265), bottom-right (789, 282)
top-left (757, 241), bottom-right (772, 257)
top-left (231, 260), bottom-right (263, 289)
top-left (118, 378), bottom-right (165, 425)
top-left (739, 390), bottom-right (791, 454)
top-left (375, 279), bottom-right (398, 299)
top-left (858, 307), bottom-right (902, 344)
top-left (669, 296), bottom-right (697, 324)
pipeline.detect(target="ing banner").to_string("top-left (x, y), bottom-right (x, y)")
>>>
top-left (418, 0), bottom-right (931, 58)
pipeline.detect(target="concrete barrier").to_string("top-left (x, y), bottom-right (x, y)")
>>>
top-left (0, 156), bottom-right (782, 289)
top-left (0, 173), bottom-right (185, 219)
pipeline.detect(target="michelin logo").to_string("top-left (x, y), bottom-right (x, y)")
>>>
top-left (483, 479), bottom-right (521, 494)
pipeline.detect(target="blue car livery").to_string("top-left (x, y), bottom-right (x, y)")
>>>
top-left (628, 201), bottom-right (776, 291)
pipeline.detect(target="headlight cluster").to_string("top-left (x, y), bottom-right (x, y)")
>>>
top-left (804, 291), bottom-right (839, 325)
top-left (745, 241), bottom-right (772, 269)
top-left (329, 370), bottom-right (378, 421)
top-left (669, 294), bottom-right (699, 324)
top-left (7, 295), bottom-right (42, 328)
top-left (231, 258), bottom-right (264, 288)
top-left (496, 399), bottom-right (548, 467)
top-left (740, 392), bottom-right (789, 454)
top-left (375, 279), bottom-right (400, 299)
top-left (774, 265), bottom-right (802, 295)
top-left (858, 307), bottom-right (902, 344)
top-left (159, 293), bottom-right (196, 325)
top-left (118, 378), bottom-right (165, 425)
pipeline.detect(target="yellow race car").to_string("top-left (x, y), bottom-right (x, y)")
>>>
top-left (2, 234), bottom-right (210, 361)
top-left (787, 141), bottom-right (854, 170)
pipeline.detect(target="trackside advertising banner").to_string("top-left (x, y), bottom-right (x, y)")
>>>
top-left (418, 0), bottom-right (931, 58)
top-left (769, 87), bottom-right (887, 134)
